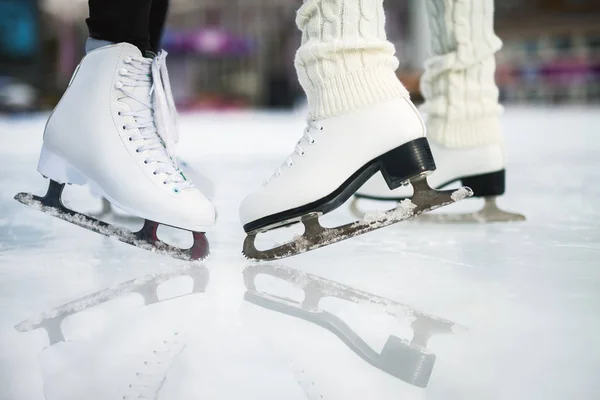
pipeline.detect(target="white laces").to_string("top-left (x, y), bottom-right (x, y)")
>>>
top-left (273, 119), bottom-right (323, 179)
top-left (116, 51), bottom-right (191, 192)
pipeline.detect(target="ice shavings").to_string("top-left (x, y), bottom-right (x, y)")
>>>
top-left (362, 199), bottom-right (417, 226)
top-left (15, 194), bottom-right (202, 261)
top-left (451, 187), bottom-right (473, 202)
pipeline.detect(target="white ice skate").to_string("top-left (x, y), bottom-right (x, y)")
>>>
top-left (14, 43), bottom-right (215, 260)
top-left (240, 99), bottom-right (473, 260)
top-left (351, 141), bottom-right (525, 223)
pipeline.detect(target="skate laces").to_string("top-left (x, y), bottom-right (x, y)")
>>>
top-left (117, 52), bottom-right (192, 192)
top-left (273, 120), bottom-right (322, 179)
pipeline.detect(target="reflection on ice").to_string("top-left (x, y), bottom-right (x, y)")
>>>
top-left (243, 264), bottom-right (463, 388)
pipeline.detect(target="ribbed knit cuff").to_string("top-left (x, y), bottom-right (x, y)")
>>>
top-left (304, 67), bottom-right (409, 120)
top-left (426, 115), bottom-right (504, 148)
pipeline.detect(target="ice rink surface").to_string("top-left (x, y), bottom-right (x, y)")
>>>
top-left (1, 107), bottom-right (599, 399)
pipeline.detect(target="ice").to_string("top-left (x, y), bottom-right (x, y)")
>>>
top-left (1, 107), bottom-right (600, 399)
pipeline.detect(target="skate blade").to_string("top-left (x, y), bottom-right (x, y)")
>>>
top-left (416, 196), bottom-right (526, 223)
top-left (243, 264), bottom-right (464, 388)
top-left (243, 178), bottom-right (473, 260)
top-left (14, 181), bottom-right (209, 261)
top-left (351, 196), bottom-right (526, 223)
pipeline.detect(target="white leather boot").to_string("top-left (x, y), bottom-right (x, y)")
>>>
top-left (16, 43), bottom-right (215, 260)
top-left (239, 0), bottom-right (470, 260)
top-left (38, 43), bottom-right (215, 231)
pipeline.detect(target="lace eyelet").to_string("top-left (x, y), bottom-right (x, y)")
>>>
top-left (163, 181), bottom-right (167, 185)
top-left (136, 149), bottom-right (141, 153)
top-left (123, 125), bottom-right (127, 130)
top-left (118, 111), bottom-right (122, 116)
top-left (128, 136), bottom-right (133, 141)
top-left (173, 188), bottom-right (180, 194)
top-left (299, 151), bottom-right (306, 157)
top-left (153, 171), bottom-right (158, 175)
top-left (143, 160), bottom-right (149, 164)
top-left (309, 139), bottom-right (316, 144)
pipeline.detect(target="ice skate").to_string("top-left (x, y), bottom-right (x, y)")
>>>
top-left (15, 43), bottom-right (215, 261)
top-left (244, 264), bottom-right (464, 388)
top-left (240, 99), bottom-right (473, 260)
top-left (351, 141), bottom-right (525, 223)
top-left (240, 0), bottom-right (474, 260)
top-left (351, 0), bottom-right (524, 223)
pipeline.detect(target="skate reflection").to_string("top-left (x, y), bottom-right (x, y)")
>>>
top-left (243, 264), bottom-right (464, 389)
top-left (15, 264), bottom-right (209, 345)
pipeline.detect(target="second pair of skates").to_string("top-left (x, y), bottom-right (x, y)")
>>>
top-left (15, 43), bottom-right (513, 262)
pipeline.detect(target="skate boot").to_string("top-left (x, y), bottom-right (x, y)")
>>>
top-left (15, 43), bottom-right (215, 260)
top-left (240, 99), bottom-right (472, 260)
top-left (352, 140), bottom-right (524, 222)
top-left (352, 0), bottom-right (524, 223)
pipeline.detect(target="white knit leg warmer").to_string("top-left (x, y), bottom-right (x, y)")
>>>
top-left (422, 0), bottom-right (504, 148)
top-left (295, 0), bottom-right (409, 120)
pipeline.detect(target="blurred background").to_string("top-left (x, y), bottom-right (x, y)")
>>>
top-left (0, 0), bottom-right (599, 114)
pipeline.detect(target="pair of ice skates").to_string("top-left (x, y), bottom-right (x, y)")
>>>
top-left (15, 43), bottom-right (522, 261)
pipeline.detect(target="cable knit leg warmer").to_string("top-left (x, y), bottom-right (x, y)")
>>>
top-left (422, 0), bottom-right (504, 148)
top-left (295, 0), bottom-right (409, 120)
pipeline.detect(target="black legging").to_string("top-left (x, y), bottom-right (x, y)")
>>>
top-left (86, 0), bottom-right (169, 54)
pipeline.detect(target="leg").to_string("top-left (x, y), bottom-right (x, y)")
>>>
top-left (86, 0), bottom-right (154, 53)
top-left (422, 0), bottom-right (504, 148)
top-left (239, 0), bottom-right (472, 260)
top-left (354, 0), bottom-right (524, 222)
top-left (149, 0), bottom-right (169, 54)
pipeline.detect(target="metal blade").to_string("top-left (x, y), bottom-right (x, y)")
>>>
top-left (416, 196), bottom-right (526, 223)
top-left (243, 178), bottom-right (473, 260)
top-left (14, 181), bottom-right (209, 261)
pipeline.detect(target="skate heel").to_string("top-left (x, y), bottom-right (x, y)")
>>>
top-left (379, 138), bottom-right (437, 190)
top-left (461, 170), bottom-right (505, 197)
top-left (37, 145), bottom-right (87, 185)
